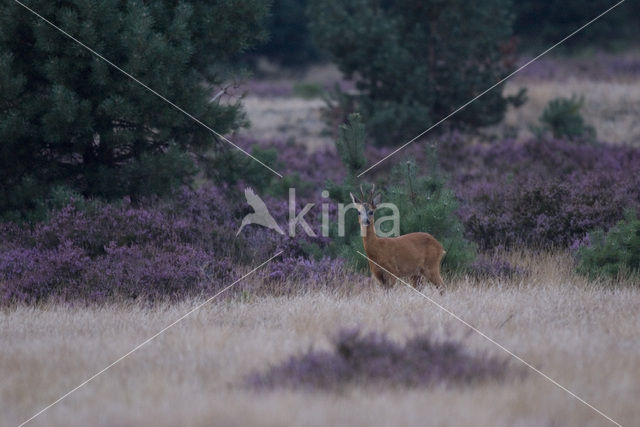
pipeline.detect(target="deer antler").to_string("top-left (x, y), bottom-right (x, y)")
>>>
top-left (359, 184), bottom-right (367, 203)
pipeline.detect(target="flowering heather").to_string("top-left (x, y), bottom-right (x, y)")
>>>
top-left (237, 136), bottom-right (346, 189)
top-left (247, 328), bottom-right (511, 390)
top-left (439, 137), bottom-right (640, 249)
top-left (4, 132), bottom-right (640, 304)
top-left (0, 185), bottom-right (333, 305)
top-left (250, 134), bottom-right (640, 252)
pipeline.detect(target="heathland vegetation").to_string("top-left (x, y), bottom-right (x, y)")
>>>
top-left (2, 1), bottom-right (640, 425)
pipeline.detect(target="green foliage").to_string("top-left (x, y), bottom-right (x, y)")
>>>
top-left (577, 210), bottom-right (640, 279)
top-left (320, 83), bottom-right (359, 140)
top-left (326, 115), bottom-right (474, 273)
top-left (325, 114), bottom-right (368, 270)
top-left (250, 0), bottom-right (323, 67)
top-left (382, 152), bottom-right (476, 273)
top-left (536, 96), bottom-right (595, 140)
top-left (202, 145), bottom-right (280, 192)
top-left (335, 113), bottom-right (367, 173)
top-left (0, 0), bottom-right (269, 217)
top-left (292, 82), bottom-right (324, 99)
top-left (309, 0), bottom-right (523, 145)
top-left (514, 1), bottom-right (640, 52)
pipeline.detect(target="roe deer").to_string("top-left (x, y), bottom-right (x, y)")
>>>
top-left (350, 185), bottom-right (445, 293)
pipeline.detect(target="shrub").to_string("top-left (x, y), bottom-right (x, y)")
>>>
top-left (247, 328), bottom-right (511, 390)
top-left (440, 137), bottom-right (640, 249)
top-left (0, 179), bottom-right (357, 305)
top-left (381, 155), bottom-right (476, 273)
top-left (310, 0), bottom-right (524, 145)
top-left (536, 96), bottom-right (595, 140)
top-left (326, 116), bottom-right (474, 273)
top-left (577, 210), bottom-right (640, 279)
top-left (0, 185), bottom-right (268, 304)
top-left (292, 82), bottom-right (324, 99)
top-left (323, 114), bottom-right (369, 269)
top-left (0, 0), bottom-right (269, 217)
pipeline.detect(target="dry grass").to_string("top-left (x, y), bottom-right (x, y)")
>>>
top-left (2, 252), bottom-right (639, 427)
top-left (500, 79), bottom-right (640, 145)
top-left (239, 64), bottom-right (640, 148)
top-left (240, 96), bottom-right (332, 151)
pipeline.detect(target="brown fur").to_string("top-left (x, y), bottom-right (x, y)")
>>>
top-left (351, 189), bottom-right (445, 293)
top-left (360, 221), bottom-right (445, 293)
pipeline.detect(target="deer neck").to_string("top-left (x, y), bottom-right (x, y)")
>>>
top-left (361, 221), bottom-right (381, 257)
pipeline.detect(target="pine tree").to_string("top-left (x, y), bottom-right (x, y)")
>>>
top-left (309, 0), bottom-right (524, 145)
top-left (0, 1), bottom-right (269, 217)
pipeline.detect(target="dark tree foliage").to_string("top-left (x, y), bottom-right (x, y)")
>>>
top-left (514, 0), bottom-right (640, 51)
top-left (309, 0), bottom-right (523, 145)
top-left (0, 1), bottom-right (269, 218)
top-left (250, 0), bottom-right (322, 67)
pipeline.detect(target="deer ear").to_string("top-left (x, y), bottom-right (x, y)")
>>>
top-left (349, 192), bottom-right (359, 205)
top-left (372, 193), bottom-right (381, 208)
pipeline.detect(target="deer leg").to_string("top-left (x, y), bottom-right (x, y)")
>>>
top-left (371, 266), bottom-right (388, 287)
top-left (429, 271), bottom-right (445, 295)
top-left (422, 265), bottom-right (445, 295)
top-left (410, 275), bottom-right (421, 288)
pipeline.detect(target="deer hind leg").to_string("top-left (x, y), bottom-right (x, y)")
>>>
top-left (371, 265), bottom-right (392, 289)
top-left (422, 261), bottom-right (445, 295)
top-left (410, 275), bottom-right (421, 288)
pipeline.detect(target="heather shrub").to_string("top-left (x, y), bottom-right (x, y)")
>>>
top-left (0, 185), bottom-right (283, 304)
top-left (442, 138), bottom-right (640, 249)
top-left (259, 256), bottom-right (359, 296)
top-left (310, 0), bottom-right (523, 145)
top-left (232, 135), bottom-right (347, 193)
top-left (0, 177), bottom-right (359, 305)
top-left (535, 96), bottom-right (595, 141)
top-left (577, 210), bottom-right (640, 279)
top-left (248, 328), bottom-right (511, 390)
top-left (0, 242), bottom-right (90, 304)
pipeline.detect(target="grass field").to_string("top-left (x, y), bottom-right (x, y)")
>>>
top-left (2, 252), bottom-right (639, 427)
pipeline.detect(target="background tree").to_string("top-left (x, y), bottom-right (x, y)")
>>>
top-left (326, 114), bottom-right (474, 273)
top-left (250, 0), bottom-right (322, 67)
top-left (513, 0), bottom-right (640, 52)
top-left (309, 0), bottom-right (524, 145)
top-left (0, 0), bottom-right (269, 218)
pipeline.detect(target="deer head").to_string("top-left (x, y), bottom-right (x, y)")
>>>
top-left (350, 184), bottom-right (381, 227)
